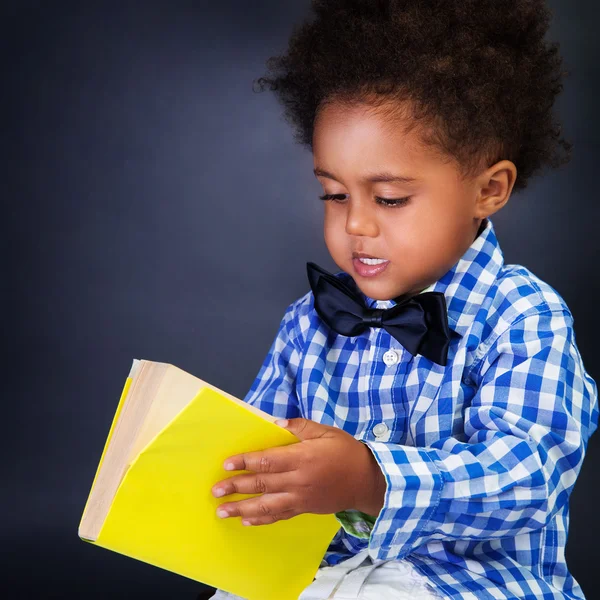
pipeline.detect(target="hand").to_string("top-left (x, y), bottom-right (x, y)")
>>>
top-left (211, 417), bottom-right (387, 526)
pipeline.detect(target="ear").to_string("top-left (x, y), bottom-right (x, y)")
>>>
top-left (474, 159), bottom-right (517, 219)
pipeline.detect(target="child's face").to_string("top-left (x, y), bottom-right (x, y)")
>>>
top-left (312, 100), bottom-right (490, 302)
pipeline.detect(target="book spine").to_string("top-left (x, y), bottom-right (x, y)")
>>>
top-left (78, 361), bottom-right (137, 536)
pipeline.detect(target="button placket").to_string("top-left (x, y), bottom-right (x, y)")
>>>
top-left (367, 312), bottom-right (401, 443)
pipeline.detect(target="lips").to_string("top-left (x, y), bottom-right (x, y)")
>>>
top-left (352, 257), bottom-right (390, 277)
top-left (352, 252), bottom-right (384, 259)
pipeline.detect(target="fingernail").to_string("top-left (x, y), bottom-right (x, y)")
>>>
top-left (217, 509), bottom-right (229, 518)
top-left (275, 419), bottom-right (288, 427)
top-left (224, 462), bottom-right (235, 470)
top-left (213, 488), bottom-right (225, 497)
top-left (242, 520), bottom-right (252, 526)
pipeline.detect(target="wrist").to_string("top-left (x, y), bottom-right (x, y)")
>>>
top-left (354, 440), bottom-right (387, 517)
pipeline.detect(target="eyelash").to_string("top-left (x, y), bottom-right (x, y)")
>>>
top-left (318, 193), bottom-right (411, 207)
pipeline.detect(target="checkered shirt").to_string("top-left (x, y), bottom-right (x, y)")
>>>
top-left (242, 217), bottom-right (598, 599)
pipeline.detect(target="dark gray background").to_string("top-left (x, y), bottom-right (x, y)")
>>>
top-left (4, 1), bottom-right (599, 598)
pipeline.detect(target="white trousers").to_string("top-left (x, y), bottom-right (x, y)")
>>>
top-left (210, 548), bottom-right (442, 600)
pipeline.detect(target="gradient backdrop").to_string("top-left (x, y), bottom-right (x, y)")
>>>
top-left (4, 1), bottom-right (599, 598)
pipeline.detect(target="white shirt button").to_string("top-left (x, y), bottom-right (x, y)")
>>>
top-left (382, 349), bottom-right (399, 366)
top-left (373, 422), bottom-right (389, 437)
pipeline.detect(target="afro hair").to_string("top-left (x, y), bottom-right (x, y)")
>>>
top-left (253, 0), bottom-right (573, 193)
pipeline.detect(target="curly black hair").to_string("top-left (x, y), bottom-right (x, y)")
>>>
top-left (253, 0), bottom-right (572, 193)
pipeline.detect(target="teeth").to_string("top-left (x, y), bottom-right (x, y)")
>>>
top-left (358, 257), bottom-right (387, 265)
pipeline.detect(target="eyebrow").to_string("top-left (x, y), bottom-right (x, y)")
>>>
top-left (313, 167), bottom-right (419, 185)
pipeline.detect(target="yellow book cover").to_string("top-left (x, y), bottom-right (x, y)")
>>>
top-left (78, 359), bottom-right (341, 600)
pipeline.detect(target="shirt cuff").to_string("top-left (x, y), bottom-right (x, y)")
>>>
top-left (361, 440), bottom-right (445, 562)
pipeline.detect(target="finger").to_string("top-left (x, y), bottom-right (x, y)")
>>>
top-left (212, 471), bottom-right (294, 499)
top-left (223, 444), bottom-right (300, 474)
top-left (241, 508), bottom-right (297, 527)
top-left (217, 491), bottom-right (294, 520)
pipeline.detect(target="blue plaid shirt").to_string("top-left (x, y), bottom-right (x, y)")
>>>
top-left (242, 217), bottom-right (598, 599)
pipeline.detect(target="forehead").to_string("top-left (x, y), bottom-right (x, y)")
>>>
top-left (312, 99), bottom-right (440, 172)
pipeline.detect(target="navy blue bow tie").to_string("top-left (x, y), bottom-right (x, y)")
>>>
top-left (306, 262), bottom-right (451, 366)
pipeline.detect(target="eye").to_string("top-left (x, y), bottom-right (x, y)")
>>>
top-left (375, 196), bottom-right (411, 207)
top-left (318, 194), bottom-right (411, 207)
top-left (318, 193), bottom-right (348, 203)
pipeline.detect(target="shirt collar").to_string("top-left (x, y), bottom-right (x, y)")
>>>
top-left (334, 217), bottom-right (504, 339)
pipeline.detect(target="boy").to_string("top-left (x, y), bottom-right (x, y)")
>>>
top-left (209, 1), bottom-right (598, 598)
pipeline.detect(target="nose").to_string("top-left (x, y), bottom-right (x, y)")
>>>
top-left (345, 197), bottom-right (379, 237)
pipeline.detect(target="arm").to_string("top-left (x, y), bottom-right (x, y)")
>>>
top-left (242, 300), bottom-right (303, 419)
top-left (339, 308), bottom-right (599, 562)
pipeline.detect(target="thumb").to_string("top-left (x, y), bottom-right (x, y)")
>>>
top-left (274, 417), bottom-right (329, 440)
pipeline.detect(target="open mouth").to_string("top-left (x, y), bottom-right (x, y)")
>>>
top-left (352, 257), bottom-right (390, 277)
top-left (356, 257), bottom-right (387, 265)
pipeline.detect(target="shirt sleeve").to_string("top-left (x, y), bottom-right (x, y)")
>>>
top-left (241, 300), bottom-right (303, 420)
top-left (343, 307), bottom-right (599, 563)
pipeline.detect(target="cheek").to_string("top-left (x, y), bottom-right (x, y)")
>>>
top-left (323, 222), bottom-right (338, 250)
top-left (323, 209), bottom-right (338, 237)
top-left (323, 214), bottom-right (346, 255)
top-left (382, 214), bottom-right (437, 261)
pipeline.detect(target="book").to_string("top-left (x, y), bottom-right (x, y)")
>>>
top-left (78, 359), bottom-right (342, 600)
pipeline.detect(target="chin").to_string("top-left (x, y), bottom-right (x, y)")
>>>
top-left (352, 279), bottom-right (402, 301)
